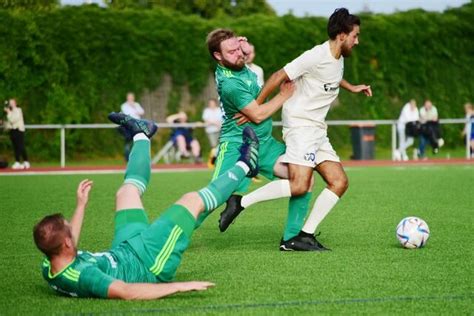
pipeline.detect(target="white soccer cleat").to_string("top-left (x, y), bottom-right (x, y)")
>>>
top-left (402, 153), bottom-right (409, 161)
top-left (413, 149), bottom-right (419, 160)
top-left (438, 138), bottom-right (445, 148)
top-left (393, 150), bottom-right (401, 161)
top-left (23, 161), bottom-right (31, 169)
top-left (11, 162), bottom-right (24, 169)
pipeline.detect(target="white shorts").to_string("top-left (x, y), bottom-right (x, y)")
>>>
top-left (281, 127), bottom-right (340, 168)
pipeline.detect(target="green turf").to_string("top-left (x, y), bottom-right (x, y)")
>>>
top-left (1, 165), bottom-right (473, 314)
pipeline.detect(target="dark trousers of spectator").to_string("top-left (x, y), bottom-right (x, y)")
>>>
top-left (419, 121), bottom-right (442, 157)
top-left (118, 126), bottom-right (133, 161)
top-left (9, 129), bottom-right (28, 162)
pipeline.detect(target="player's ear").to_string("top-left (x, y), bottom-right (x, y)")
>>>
top-left (338, 32), bottom-right (347, 42)
top-left (213, 51), bottom-right (222, 61)
top-left (64, 236), bottom-right (74, 249)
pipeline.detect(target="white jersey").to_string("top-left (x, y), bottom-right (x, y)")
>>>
top-left (247, 63), bottom-right (264, 87)
top-left (121, 102), bottom-right (144, 119)
top-left (283, 41), bottom-right (344, 128)
top-left (397, 103), bottom-right (420, 129)
top-left (202, 107), bottom-right (223, 134)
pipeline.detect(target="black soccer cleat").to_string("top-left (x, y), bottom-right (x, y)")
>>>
top-left (108, 112), bottom-right (158, 139)
top-left (219, 194), bottom-right (244, 232)
top-left (306, 231), bottom-right (331, 251)
top-left (279, 231), bottom-right (330, 251)
top-left (238, 126), bottom-right (259, 177)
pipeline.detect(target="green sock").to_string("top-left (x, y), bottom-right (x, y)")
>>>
top-left (124, 138), bottom-right (151, 195)
top-left (195, 162), bottom-right (247, 227)
top-left (283, 192), bottom-right (312, 241)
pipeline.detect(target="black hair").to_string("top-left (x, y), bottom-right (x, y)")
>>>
top-left (327, 8), bottom-right (360, 40)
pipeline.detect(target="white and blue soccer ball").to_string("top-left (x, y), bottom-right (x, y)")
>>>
top-left (396, 217), bottom-right (430, 249)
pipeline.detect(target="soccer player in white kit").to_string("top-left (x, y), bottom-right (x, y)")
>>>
top-left (219, 8), bottom-right (372, 251)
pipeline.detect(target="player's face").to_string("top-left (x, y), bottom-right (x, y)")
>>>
top-left (218, 37), bottom-right (245, 70)
top-left (341, 25), bottom-right (360, 57)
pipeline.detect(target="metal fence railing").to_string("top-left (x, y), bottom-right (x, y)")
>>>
top-left (3, 118), bottom-right (471, 167)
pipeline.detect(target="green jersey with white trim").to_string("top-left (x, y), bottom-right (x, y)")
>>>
top-left (41, 243), bottom-right (156, 298)
top-left (216, 64), bottom-right (273, 143)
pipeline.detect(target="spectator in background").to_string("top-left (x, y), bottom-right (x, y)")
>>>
top-left (4, 98), bottom-right (30, 169)
top-left (245, 43), bottom-right (264, 182)
top-left (120, 92), bottom-right (145, 161)
top-left (462, 102), bottom-right (474, 158)
top-left (166, 111), bottom-right (202, 163)
top-left (245, 43), bottom-right (264, 87)
top-left (395, 99), bottom-right (419, 161)
top-left (417, 99), bottom-right (444, 160)
top-left (202, 98), bottom-right (223, 167)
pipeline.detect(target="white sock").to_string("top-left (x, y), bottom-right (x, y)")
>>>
top-left (302, 188), bottom-right (339, 234)
top-left (236, 161), bottom-right (250, 174)
top-left (133, 133), bottom-right (148, 142)
top-left (241, 179), bottom-right (291, 208)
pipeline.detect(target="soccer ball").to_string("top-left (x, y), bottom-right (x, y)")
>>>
top-left (396, 217), bottom-right (430, 249)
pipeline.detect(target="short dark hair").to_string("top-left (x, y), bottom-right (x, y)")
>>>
top-left (206, 28), bottom-right (235, 60)
top-left (33, 213), bottom-right (71, 258)
top-left (327, 8), bottom-right (360, 40)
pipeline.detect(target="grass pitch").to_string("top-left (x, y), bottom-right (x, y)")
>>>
top-left (0, 165), bottom-right (473, 314)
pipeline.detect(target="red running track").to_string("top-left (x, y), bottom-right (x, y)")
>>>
top-left (0, 158), bottom-right (472, 175)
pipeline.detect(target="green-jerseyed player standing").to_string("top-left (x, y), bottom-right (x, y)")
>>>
top-left (33, 113), bottom-right (260, 300)
top-left (201, 29), bottom-right (313, 247)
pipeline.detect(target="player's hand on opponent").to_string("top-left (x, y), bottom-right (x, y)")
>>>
top-left (234, 112), bottom-right (251, 125)
top-left (175, 281), bottom-right (215, 293)
top-left (279, 80), bottom-right (296, 99)
top-left (76, 179), bottom-right (93, 208)
top-left (351, 84), bottom-right (372, 97)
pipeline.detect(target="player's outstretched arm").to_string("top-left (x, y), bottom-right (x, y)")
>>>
top-left (69, 179), bottom-right (93, 246)
top-left (107, 280), bottom-right (215, 300)
top-left (340, 79), bottom-right (372, 97)
top-left (256, 69), bottom-right (290, 104)
top-left (237, 81), bottom-right (295, 124)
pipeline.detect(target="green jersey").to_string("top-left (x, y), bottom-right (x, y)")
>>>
top-left (216, 64), bottom-right (273, 143)
top-left (41, 243), bottom-right (155, 298)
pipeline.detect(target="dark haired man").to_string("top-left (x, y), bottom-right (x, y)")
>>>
top-left (33, 113), bottom-right (260, 299)
top-left (220, 8), bottom-right (372, 251)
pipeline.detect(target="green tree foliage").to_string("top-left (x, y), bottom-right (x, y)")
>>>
top-left (0, 0), bottom-right (58, 9)
top-left (105, 0), bottom-right (275, 18)
top-left (0, 3), bottom-right (472, 160)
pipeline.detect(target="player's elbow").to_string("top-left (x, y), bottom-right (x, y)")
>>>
top-left (108, 281), bottom-right (135, 300)
top-left (252, 115), bottom-right (264, 124)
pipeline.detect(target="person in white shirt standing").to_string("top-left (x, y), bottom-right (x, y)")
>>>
top-left (395, 99), bottom-right (420, 161)
top-left (219, 8), bottom-right (372, 251)
top-left (202, 98), bottom-right (223, 167)
top-left (120, 92), bottom-right (145, 161)
top-left (246, 43), bottom-right (265, 182)
top-left (245, 43), bottom-right (264, 88)
top-left (4, 98), bottom-right (30, 169)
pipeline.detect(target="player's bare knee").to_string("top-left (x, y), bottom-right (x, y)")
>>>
top-left (289, 178), bottom-right (311, 196)
top-left (116, 184), bottom-right (140, 201)
top-left (329, 175), bottom-right (349, 196)
top-left (175, 192), bottom-right (204, 218)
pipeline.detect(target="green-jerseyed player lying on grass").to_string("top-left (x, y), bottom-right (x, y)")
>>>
top-left (32, 113), bottom-right (260, 300)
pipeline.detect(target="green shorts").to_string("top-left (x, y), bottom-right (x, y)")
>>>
top-left (212, 137), bottom-right (286, 193)
top-left (112, 206), bottom-right (196, 282)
